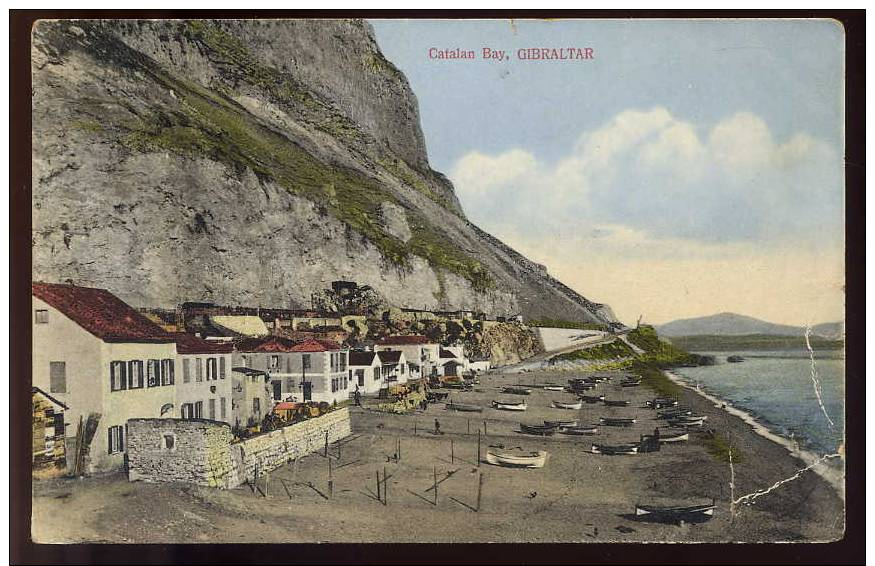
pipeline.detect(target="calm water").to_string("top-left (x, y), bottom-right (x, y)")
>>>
top-left (673, 350), bottom-right (845, 456)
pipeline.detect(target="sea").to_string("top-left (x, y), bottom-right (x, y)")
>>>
top-left (671, 349), bottom-right (845, 459)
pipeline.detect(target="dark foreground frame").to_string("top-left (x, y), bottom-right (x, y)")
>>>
top-left (9, 8), bottom-right (865, 565)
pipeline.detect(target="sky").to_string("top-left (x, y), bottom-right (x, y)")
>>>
top-left (370, 19), bottom-right (845, 327)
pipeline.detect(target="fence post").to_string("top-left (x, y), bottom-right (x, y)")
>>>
top-left (383, 465), bottom-right (388, 506)
top-left (477, 429), bottom-right (481, 467)
top-left (477, 472), bottom-right (484, 512)
top-left (433, 466), bottom-right (438, 506)
top-left (451, 439), bottom-right (455, 463)
top-left (328, 458), bottom-right (333, 499)
top-left (376, 470), bottom-right (381, 502)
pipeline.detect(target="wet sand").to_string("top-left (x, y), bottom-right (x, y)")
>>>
top-left (31, 368), bottom-right (844, 543)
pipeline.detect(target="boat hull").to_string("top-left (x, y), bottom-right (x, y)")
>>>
top-left (591, 444), bottom-right (639, 455)
top-left (486, 450), bottom-right (547, 468)
top-left (599, 418), bottom-right (637, 427)
top-left (445, 403), bottom-right (483, 413)
top-left (635, 504), bottom-right (715, 524)
top-left (492, 401), bottom-right (527, 411)
top-left (520, 424), bottom-right (558, 436)
top-left (559, 426), bottom-right (598, 435)
top-left (552, 401), bottom-right (583, 410)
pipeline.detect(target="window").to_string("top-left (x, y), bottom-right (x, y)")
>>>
top-left (373, 368), bottom-right (380, 381)
top-left (253, 398), bottom-right (261, 417)
top-left (330, 378), bottom-right (336, 393)
top-left (128, 360), bottom-right (144, 389)
top-left (195, 358), bottom-right (203, 382)
top-left (110, 361), bottom-right (127, 391)
top-left (208, 398), bottom-right (216, 420)
top-left (219, 357), bottom-right (226, 379)
top-left (302, 354), bottom-right (311, 371)
top-left (286, 376), bottom-right (295, 391)
top-left (108, 425), bottom-right (124, 454)
top-left (146, 359), bottom-right (161, 387)
top-left (181, 403), bottom-right (193, 419)
top-left (161, 359), bottom-right (174, 385)
top-left (182, 358), bottom-right (191, 383)
top-left (49, 361), bottom-right (66, 393)
top-left (269, 355), bottom-right (280, 370)
top-left (163, 434), bottom-right (176, 450)
top-left (340, 353), bottom-right (347, 372)
top-left (206, 358), bottom-right (218, 381)
top-left (35, 309), bottom-right (49, 324)
top-left (194, 401), bottom-right (203, 419)
top-left (220, 397), bottom-right (227, 420)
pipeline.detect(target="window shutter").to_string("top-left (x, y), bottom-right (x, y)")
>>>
top-left (183, 358), bottom-right (191, 383)
top-left (219, 357), bottom-right (226, 379)
top-left (108, 427), bottom-right (113, 454)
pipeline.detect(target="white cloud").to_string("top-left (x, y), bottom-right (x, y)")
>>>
top-left (451, 107), bottom-right (843, 244)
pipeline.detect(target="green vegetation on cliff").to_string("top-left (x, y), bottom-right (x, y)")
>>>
top-left (63, 21), bottom-right (493, 292)
top-left (552, 340), bottom-right (634, 362)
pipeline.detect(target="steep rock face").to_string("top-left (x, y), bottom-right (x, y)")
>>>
top-left (31, 19), bottom-right (617, 325)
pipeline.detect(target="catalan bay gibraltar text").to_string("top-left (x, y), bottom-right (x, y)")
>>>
top-left (428, 47), bottom-right (595, 61)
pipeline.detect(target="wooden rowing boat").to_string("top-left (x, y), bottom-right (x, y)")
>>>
top-left (591, 443), bottom-right (639, 455)
top-left (485, 449), bottom-right (548, 468)
top-left (544, 419), bottom-right (578, 428)
top-left (543, 385), bottom-right (565, 391)
top-left (492, 400), bottom-right (527, 411)
top-left (445, 402), bottom-right (483, 413)
top-left (656, 431), bottom-right (689, 443)
top-left (603, 399), bottom-right (630, 407)
top-left (519, 423), bottom-right (558, 436)
top-left (646, 398), bottom-right (678, 409)
top-left (551, 400), bottom-right (583, 410)
top-left (657, 408), bottom-right (692, 419)
top-left (620, 380), bottom-right (642, 388)
top-left (668, 417), bottom-right (706, 427)
top-left (502, 386), bottom-right (532, 396)
top-left (635, 502), bottom-right (715, 524)
top-left (599, 417), bottom-right (637, 426)
top-left (579, 395), bottom-right (605, 404)
top-left (558, 425), bottom-right (598, 435)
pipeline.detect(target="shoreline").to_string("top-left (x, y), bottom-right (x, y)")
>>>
top-left (662, 369), bottom-right (845, 497)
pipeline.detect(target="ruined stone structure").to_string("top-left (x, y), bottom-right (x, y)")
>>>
top-left (126, 408), bottom-right (351, 488)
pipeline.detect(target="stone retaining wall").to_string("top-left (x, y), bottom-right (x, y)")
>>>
top-left (126, 408), bottom-right (351, 488)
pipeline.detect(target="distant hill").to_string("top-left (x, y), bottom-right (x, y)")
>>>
top-left (657, 313), bottom-right (843, 339)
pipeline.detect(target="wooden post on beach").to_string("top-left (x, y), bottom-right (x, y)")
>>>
top-left (476, 471), bottom-right (484, 512)
top-left (477, 430), bottom-right (482, 467)
top-left (383, 465), bottom-right (388, 506)
top-left (265, 471), bottom-right (270, 497)
top-left (292, 456), bottom-right (299, 484)
top-left (467, 419), bottom-right (471, 434)
top-left (414, 421), bottom-right (417, 436)
top-left (451, 439), bottom-right (455, 463)
top-left (328, 458), bottom-right (333, 499)
top-left (324, 431), bottom-right (329, 457)
top-left (376, 470), bottom-right (381, 502)
top-left (433, 466), bottom-right (438, 506)
top-left (483, 420), bottom-right (488, 436)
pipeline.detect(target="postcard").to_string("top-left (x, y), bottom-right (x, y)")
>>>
top-left (25, 16), bottom-right (850, 547)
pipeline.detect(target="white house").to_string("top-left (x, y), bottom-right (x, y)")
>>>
top-left (375, 335), bottom-right (440, 378)
top-left (172, 333), bottom-right (234, 424)
top-left (233, 337), bottom-right (351, 408)
top-left (348, 351), bottom-right (382, 396)
top-left (438, 347), bottom-right (469, 377)
top-left (32, 282), bottom-right (177, 473)
top-left (376, 350), bottom-right (408, 385)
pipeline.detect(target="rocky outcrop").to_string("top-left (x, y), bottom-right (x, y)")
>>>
top-left (31, 19), bottom-right (618, 325)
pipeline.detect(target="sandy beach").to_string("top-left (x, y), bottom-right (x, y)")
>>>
top-left (31, 368), bottom-right (845, 544)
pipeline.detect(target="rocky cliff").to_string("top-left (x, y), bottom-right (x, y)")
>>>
top-left (32, 19), bottom-right (617, 324)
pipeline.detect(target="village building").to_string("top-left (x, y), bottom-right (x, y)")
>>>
top-left (374, 335), bottom-right (441, 377)
top-left (376, 350), bottom-right (408, 385)
top-left (347, 351), bottom-right (382, 396)
top-left (32, 386), bottom-right (68, 477)
top-left (467, 356), bottom-right (493, 373)
top-left (210, 315), bottom-right (270, 338)
top-left (230, 366), bottom-right (271, 428)
top-left (172, 333), bottom-right (234, 424)
top-left (32, 282), bottom-right (177, 473)
top-left (233, 337), bottom-right (351, 408)
top-left (438, 346), bottom-right (469, 377)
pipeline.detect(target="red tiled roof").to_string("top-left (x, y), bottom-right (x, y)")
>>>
top-left (234, 336), bottom-right (299, 353)
top-left (348, 351), bottom-right (377, 366)
top-left (173, 333), bottom-right (233, 354)
top-left (290, 338), bottom-right (341, 352)
top-left (376, 335), bottom-right (429, 345)
top-left (32, 282), bottom-right (174, 343)
top-left (377, 350), bottom-right (403, 364)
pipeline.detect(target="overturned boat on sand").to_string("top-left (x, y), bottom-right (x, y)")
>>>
top-left (519, 423), bottom-right (558, 436)
top-left (634, 501), bottom-right (716, 524)
top-left (552, 400), bottom-right (583, 410)
top-left (591, 443), bottom-right (639, 455)
top-left (485, 449), bottom-right (548, 468)
top-left (492, 400), bottom-right (527, 411)
top-left (600, 416), bottom-right (637, 427)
